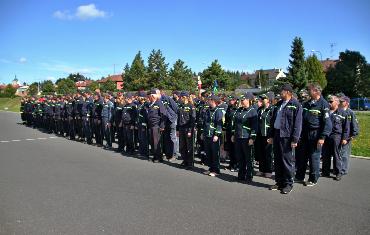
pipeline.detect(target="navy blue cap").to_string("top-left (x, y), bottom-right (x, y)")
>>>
top-left (138, 91), bottom-right (147, 98)
top-left (240, 92), bottom-right (254, 100)
top-left (180, 91), bottom-right (189, 97)
top-left (149, 89), bottom-right (158, 95)
top-left (208, 94), bottom-right (220, 102)
top-left (281, 84), bottom-right (293, 92)
top-left (173, 90), bottom-right (180, 96)
top-left (125, 93), bottom-right (133, 99)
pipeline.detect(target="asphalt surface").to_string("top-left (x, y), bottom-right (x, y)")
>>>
top-left (0, 111), bottom-right (369, 235)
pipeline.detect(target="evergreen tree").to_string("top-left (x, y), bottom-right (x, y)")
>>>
top-left (305, 54), bottom-right (327, 89)
top-left (87, 80), bottom-right (100, 92)
top-left (147, 49), bottom-right (169, 89)
top-left (169, 59), bottom-right (195, 91)
top-left (28, 82), bottom-right (39, 96)
top-left (286, 37), bottom-right (307, 91)
top-left (41, 80), bottom-right (55, 94)
top-left (100, 78), bottom-right (117, 92)
top-left (125, 51), bottom-right (148, 90)
top-left (200, 60), bottom-right (230, 91)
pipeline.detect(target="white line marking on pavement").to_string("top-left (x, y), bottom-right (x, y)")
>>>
top-left (37, 138), bottom-right (47, 140)
top-left (25, 139), bottom-right (35, 141)
top-left (11, 140), bottom-right (21, 142)
top-left (0, 141), bottom-right (10, 143)
top-left (49, 137), bottom-right (58, 139)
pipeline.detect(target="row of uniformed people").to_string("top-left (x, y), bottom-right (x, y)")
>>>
top-left (20, 83), bottom-right (359, 194)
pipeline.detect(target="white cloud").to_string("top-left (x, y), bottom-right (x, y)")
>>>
top-left (19, 57), bottom-right (27, 64)
top-left (53, 4), bottom-right (108, 21)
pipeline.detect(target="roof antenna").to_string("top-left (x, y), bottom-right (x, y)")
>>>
top-left (330, 43), bottom-right (337, 59)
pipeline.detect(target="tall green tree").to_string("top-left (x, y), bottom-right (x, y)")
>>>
top-left (56, 78), bottom-right (76, 95)
top-left (305, 54), bottom-right (327, 89)
top-left (225, 70), bottom-right (243, 91)
top-left (125, 51), bottom-right (148, 90)
top-left (2, 84), bottom-right (17, 97)
top-left (325, 50), bottom-right (368, 97)
top-left (66, 73), bottom-right (86, 82)
top-left (286, 37), bottom-right (307, 91)
top-left (168, 59), bottom-right (195, 91)
top-left (28, 82), bottom-right (39, 96)
top-left (200, 60), bottom-right (230, 91)
top-left (41, 80), bottom-right (55, 94)
top-left (87, 80), bottom-right (100, 92)
top-left (147, 49), bottom-right (169, 89)
top-left (100, 78), bottom-right (116, 92)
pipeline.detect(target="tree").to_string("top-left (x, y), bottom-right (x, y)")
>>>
top-left (56, 78), bottom-right (76, 95)
top-left (66, 73), bottom-right (86, 82)
top-left (41, 80), bottom-right (55, 94)
top-left (100, 78), bottom-right (116, 92)
top-left (87, 80), bottom-right (100, 92)
top-left (2, 84), bottom-right (17, 97)
top-left (125, 51), bottom-right (148, 91)
top-left (147, 49), bottom-right (169, 89)
top-left (28, 82), bottom-right (39, 96)
top-left (286, 37), bottom-right (307, 91)
top-left (200, 60), bottom-right (230, 91)
top-left (305, 54), bottom-right (327, 89)
top-left (168, 59), bottom-right (195, 91)
top-left (325, 50), bottom-right (368, 97)
top-left (255, 69), bottom-right (269, 89)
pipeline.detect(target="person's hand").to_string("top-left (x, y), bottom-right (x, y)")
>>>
top-left (200, 134), bottom-right (204, 140)
top-left (267, 138), bottom-right (273, 144)
top-left (317, 139), bottom-right (325, 148)
top-left (213, 136), bottom-right (219, 142)
top-left (160, 128), bottom-right (165, 132)
top-left (130, 125), bottom-right (134, 130)
top-left (342, 139), bottom-right (348, 145)
top-left (187, 132), bottom-right (192, 138)
top-left (231, 135), bottom-right (235, 143)
top-left (107, 123), bottom-right (111, 128)
top-left (176, 131), bottom-right (179, 137)
top-left (291, 142), bottom-right (298, 148)
top-left (248, 139), bottom-right (254, 146)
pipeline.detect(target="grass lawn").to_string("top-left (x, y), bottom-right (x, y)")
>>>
top-left (352, 112), bottom-right (370, 157)
top-left (0, 97), bottom-right (21, 113)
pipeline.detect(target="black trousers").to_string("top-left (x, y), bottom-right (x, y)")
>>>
top-left (196, 126), bottom-right (206, 164)
top-left (116, 122), bottom-right (124, 151)
top-left (138, 124), bottom-right (149, 157)
top-left (93, 118), bottom-right (103, 145)
top-left (295, 130), bottom-right (322, 183)
top-left (102, 119), bottom-right (112, 147)
top-left (322, 135), bottom-right (344, 176)
top-left (235, 138), bottom-right (253, 180)
top-left (68, 117), bottom-right (75, 139)
top-left (204, 137), bottom-right (221, 174)
top-left (83, 117), bottom-right (92, 144)
top-left (179, 128), bottom-right (194, 166)
top-left (273, 130), bottom-right (295, 187)
top-left (255, 135), bottom-right (273, 173)
top-left (150, 126), bottom-right (163, 161)
top-left (225, 130), bottom-right (237, 168)
top-left (123, 124), bottom-right (135, 153)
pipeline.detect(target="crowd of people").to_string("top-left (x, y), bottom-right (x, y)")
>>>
top-left (20, 83), bottom-right (359, 194)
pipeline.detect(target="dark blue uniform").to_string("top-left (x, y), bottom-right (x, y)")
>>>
top-left (148, 100), bottom-right (166, 162)
top-left (202, 105), bottom-right (223, 174)
top-left (102, 99), bottom-right (114, 148)
top-left (269, 98), bottom-right (302, 189)
top-left (255, 104), bottom-right (275, 174)
top-left (322, 108), bottom-right (350, 177)
top-left (232, 106), bottom-right (258, 181)
top-left (137, 101), bottom-right (149, 157)
top-left (341, 108), bottom-right (359, 174)
top-left (82, 96), bottom-right (94, 144)
top-left (296, 97), bottom-right (332, 184)
top-left (93, 97), bottom-right (104, 146)
top-left (121, 102), bottom-right (137, 154)
top-left (161, 95), bottom-right (178, 159)
top-left (177, 102), bottom-right (196, 167)
top-left (224, 103), bottom-right (238, 170)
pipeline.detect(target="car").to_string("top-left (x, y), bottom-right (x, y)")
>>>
top-left (350, 97), bottom-right (370, 110)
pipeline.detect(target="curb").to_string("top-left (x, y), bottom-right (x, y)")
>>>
top-left (350, 155), bottom-right (370, 160)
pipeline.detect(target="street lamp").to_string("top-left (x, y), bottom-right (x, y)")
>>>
top-left (311, 50), bottom-right (323, 61)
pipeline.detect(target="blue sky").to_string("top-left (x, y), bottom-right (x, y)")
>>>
top-left (1, 0), bottom-right (369, 84)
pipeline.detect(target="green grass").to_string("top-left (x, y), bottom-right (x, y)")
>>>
top-left (0, 97), bottom-right (21, 113)
top-left (352, 112), bottom-right (370, 157)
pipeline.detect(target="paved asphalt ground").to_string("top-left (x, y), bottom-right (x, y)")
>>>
top-left (0, 111), bottom-right (369, 235)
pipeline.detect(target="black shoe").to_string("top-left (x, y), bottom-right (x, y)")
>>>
top-left (281, 185), bottom-right (293, 194)
top-left (334, 174), bottom-right (342, 181)
top-left (203, 170), bottom-right (211, 175)
top-left (246, 178), bottom-right (253, 184)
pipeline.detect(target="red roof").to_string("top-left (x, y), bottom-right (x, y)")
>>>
top-left (99, 74), bottom-right (124, 83)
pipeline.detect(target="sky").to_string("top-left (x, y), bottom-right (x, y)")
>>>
top-left (0, 0), bottom-right (370, 84)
